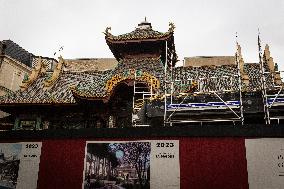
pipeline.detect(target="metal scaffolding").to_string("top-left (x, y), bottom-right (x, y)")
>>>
top-left (262, 70), bottom-right (284, 124)
top-left (132, 71), bottom-right (154, 127)
top-left (164, 76), bottom-right (244, 125)
top-left (163, 43), bottom-right (244, 126)
top-left (252, 32), bottom-right (284, 125)
top-left (258, 33), bottom-right (270, 124)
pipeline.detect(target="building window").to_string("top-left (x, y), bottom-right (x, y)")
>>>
top-left (20, 120), bottom-right (36, 130)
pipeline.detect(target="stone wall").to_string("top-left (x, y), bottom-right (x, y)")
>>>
top-left (184, 56), bottom-right (236, 67)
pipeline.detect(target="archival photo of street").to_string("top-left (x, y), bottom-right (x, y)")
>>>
top-left (0, 143), bottom-right (21, 189)
top-left (83, 142), bottom-right (151, 189)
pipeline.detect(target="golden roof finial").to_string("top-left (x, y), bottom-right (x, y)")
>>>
top-left (103, 27), bottom-right (112, 36)
top-left (168, 22), bottom-right (175, 33)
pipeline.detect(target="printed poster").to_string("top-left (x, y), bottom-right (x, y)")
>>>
top-left (245, 138), bottom-right (284, 189)
top-left (0, 142), bottom-right (42, 189)
top-left (82, 140), bottom-right (179, 189)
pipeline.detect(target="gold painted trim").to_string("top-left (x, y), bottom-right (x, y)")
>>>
top-left (105, 71), bottom-right (160, 93)
top-left (44, 56), bottom-right (65, 88)
top-left (70, 70), bottom-right (160, 101)
top-left (20, 56), bottom-right (46, 91)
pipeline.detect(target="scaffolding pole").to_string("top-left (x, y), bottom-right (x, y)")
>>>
top-left (163, 41), bottom-right (168, 126)
top-left (165, 74), bottom-right (243, 125)
top-left (258, 32), bottom-right (270, 124)
top-left (132, 71), bottom-right (137, 126)
top-left (132, 70), bottom-right (153, 127)
top-left (268, 85), bottom-right (283, 108)
top-left (236, 49), bottom-right (244, 125)
top-left (164, 37), bottom-right (244, 125)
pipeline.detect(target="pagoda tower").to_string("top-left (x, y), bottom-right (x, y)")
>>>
top-left (102, 19), bottom-right (177, 126)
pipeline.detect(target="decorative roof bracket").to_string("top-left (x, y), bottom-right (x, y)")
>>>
top-left (44, 56), bottom-right (65, 88)
top-left (20, 56), bottom-right (46, 91)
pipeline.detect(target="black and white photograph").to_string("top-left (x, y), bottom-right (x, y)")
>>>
top-left (0, 143), bottom-right (21, 189)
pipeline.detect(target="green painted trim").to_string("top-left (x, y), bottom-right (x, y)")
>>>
top-left (36, 117), bottom-right (42, 130)
top-left (13, 117), bottom-right (20, 130)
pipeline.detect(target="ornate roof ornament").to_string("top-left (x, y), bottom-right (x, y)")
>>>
top-left (44, 56), bottom-right (66, 88)
top-left (168, 22), bottom-right (175, 33)
top-left (103, 27), bottom-right (112, 36)
top-left (69, 57), bottom-right (162, 102)
top-left (236, 43), bottom-right (242, 58)
top-left (20, 56), bottom-right (46, 91)
top-left (263, 44), bottom-right (282, 85)
top-left (105, 70), bottom-right (160, 94)
top-left (263, 44), bottom-right (274, 71)
top-left (236, 43), bottom-right (248, 81)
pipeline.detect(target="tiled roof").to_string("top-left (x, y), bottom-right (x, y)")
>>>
top-left (173, 62), bottom-right (276, 93)
top-left (0, 57), bottom-right (164, 104)
top-left (107, 28), bottom-right (169, 41)
top-left (1, 40), bottom-right (58, 70)
top-left (0, 56), bottom-right (279, 105)
top-left (0, 86), bottom-right (13, 95)
top-left (243, 63), bottom-right (261, 91)
top-left (173, 65), bottom-right (239, 93)
top-left (2, 40), bottom-right (33, 67)
top-left (0, 71), bottom-right (112, 104)
top-left (71, 58), bottom-right (164, 99)
top-left (242, 63), bottom-right (274, 91)
top-left (105, 22), bottom-right (175, 42)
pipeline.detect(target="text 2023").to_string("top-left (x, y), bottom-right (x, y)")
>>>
top-left (156, 142), bottom-right (174, 147)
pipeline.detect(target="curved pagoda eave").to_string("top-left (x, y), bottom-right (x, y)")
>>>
top-left (71, 88), bottom-right (109, 102)
top-left (105, 32), bottom-right (173, 43)
top-left (104, 21), bottom-right (177, 66)
top-left (106, 33), bottom-right (177, 67)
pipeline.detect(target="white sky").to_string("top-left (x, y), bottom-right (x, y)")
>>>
top-left (1, 0), bottom-right (284, 68)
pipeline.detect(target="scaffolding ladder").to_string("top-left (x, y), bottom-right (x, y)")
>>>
top-left (132, 73), bottom-right (154, 127)
top-left (258, 38), bottom-right (271, 124)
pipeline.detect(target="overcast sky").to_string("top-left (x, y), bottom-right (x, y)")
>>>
top-left (1, 0), bottom-right (284, 67)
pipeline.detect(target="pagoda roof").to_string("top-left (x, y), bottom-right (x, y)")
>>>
top-left (0, 57), bottom-right (164, 106)
top-left (104, 21), bottom-right (177, 67)
top-left (0, 59), bottom-right (279, 111)
top-left (0, 40), bottom-right (280, 108)
top-left (105, 21), bottom-right (175, 43)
